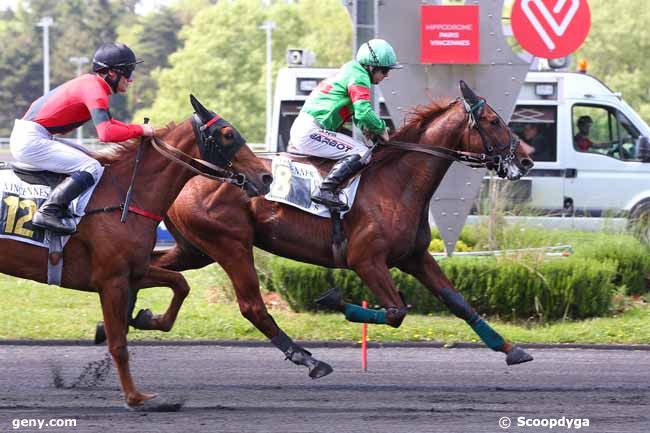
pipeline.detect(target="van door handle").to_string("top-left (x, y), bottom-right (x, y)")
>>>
top-left (565, 168), bottom-right (577, 178)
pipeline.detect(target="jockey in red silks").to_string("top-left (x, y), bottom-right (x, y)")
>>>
top-left (289, 39), bottom-right (403, 211)
top-left (9, 42), bottom-right (155, 234)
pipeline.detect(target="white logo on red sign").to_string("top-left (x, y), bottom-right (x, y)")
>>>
top-left (511, 0), bottom-right (591, 58)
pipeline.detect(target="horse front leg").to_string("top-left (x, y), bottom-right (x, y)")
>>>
top-left (98, 281), bottom-right (176, 410)
top-left (316, 258), bottom-right (409, 328)
top-left (398, 252), bottom-right (533, 366)
top-left (94, 266), bottom-right (191, 344)
top-left (127, 266), bottom-right (191, 332)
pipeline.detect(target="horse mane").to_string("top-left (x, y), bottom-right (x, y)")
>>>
top-left (391, 98), bottom-right (455, 143)
top-left (91, 122), bottom-right (179, 165)
top-left (369, 98), bottom-right (455, 169)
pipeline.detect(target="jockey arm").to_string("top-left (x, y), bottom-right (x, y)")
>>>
top-left (85, 91), bottom-right (144, 143)
top-left (347, 79), bottom-right (386, 136)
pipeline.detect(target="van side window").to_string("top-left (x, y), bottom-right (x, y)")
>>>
top-left (509, 105), bottom-right (557, 162)
top-left (572, 104), bottom-right (640, 161)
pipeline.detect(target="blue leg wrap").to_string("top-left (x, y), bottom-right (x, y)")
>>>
top-left (344, 304), bottom-right (387, 324)
top-left (439, 287), bottom-right (505, 351)
top-left (468, 314), bottom-right (505, 351)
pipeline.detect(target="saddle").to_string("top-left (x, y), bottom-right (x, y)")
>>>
top-left (261, 153), bottom-right (363, 267)
top-left (11, 163), bottom-right (67, 188)
top-left (1, 163), bottom-right (96, 285)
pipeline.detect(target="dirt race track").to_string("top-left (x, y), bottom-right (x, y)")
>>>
top-left (0, 343), bottom-right (649, 433)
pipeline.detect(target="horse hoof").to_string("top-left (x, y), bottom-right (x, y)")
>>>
top-left (126, 395), bottom-right (184, 412)
top-left (309, 361), bottom-right (334, 379)
top-left (131, 309), bottom-right (154, 329)
top-left (314, 288), bottom-right (345, 312)
top-left (94, 322), bottom-right (106, 345)
top-left (506, 346), bottom-right (534, 366)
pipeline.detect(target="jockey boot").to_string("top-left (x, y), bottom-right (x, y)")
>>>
top-left (311, 154), bottom-right (365, 211)
top-left (32, 171), bottom-right (95, 235)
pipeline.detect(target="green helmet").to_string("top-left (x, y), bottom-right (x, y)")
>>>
top-left (356, 39), bottom-right (403, 69)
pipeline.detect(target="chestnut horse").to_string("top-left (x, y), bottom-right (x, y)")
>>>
top-left (134, 82), bottom-right (535, 375)
top-left (0, 96), bottom-right (272, 410)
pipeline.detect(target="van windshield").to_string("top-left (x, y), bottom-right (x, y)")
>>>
top-left (509, 105), bottom-right (557, 162)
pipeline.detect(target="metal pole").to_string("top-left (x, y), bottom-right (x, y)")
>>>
top-left (36, 17), bottom-right (54, 95)
top-left (361, 300), bottom-right (368, 372)
top-left (69, 56), bottom-right (89, 144)
top-left (260, 20), bottom-right (275, 147)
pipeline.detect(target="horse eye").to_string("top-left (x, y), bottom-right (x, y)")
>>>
top-left (490, 118), bottom-right (499, 126)
top-left (224, 132), bottom-right (234, 140)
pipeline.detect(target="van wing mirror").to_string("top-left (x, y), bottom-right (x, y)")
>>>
top-left (636, 136), bottom-right (650, 162)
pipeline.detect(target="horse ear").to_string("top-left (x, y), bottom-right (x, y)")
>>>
top-left (459, 80), bottom-right (479, 104)
top-left (189, 94), bottom-right (213, 123)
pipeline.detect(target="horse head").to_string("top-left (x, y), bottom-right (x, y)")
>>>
top-left (458, 80), bottom-right (534, 180)
top-left (190, 94), bottom-right (272, 195)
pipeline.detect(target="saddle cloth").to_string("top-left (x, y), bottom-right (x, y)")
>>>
top-left (264, 155), bottom-right (361, 218)
top-left (0, 168), bottom-right (99, 248)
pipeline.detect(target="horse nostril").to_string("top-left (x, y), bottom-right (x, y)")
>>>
top-left (262, 174), bottom-right (273, 185)
top-left (521, 158), bottom-right (534, 169)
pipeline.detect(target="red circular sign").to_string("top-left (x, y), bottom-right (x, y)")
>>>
top-left (511, 0), bottom-right (591, 58)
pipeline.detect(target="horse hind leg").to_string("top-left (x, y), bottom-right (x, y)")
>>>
top-left (216, 246), bottom-right (333, 379)
top-left (315, 260), bottom-right (409, 328)
top-left (399, 253), bottom-right (533, 366)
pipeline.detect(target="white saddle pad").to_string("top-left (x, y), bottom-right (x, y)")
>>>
top-left (0, 169), bottom-right (101, 248)
top-left (264, 155), bottom-right (361, 218)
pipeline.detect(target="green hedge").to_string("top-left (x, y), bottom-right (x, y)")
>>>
top-left (435, 226), bottom-right (650, 295)
top-left (269, 256), bottom-right (617, 321)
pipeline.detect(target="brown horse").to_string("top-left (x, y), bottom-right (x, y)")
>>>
top-left (1, 96), bottom-right (272, 410)
top-left (137, 81), bottom-right (535, 375)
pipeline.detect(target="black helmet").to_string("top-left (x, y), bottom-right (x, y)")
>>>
top-left (92, 42), bottom-right (142, 78)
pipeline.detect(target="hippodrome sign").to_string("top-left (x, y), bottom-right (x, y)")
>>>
top-left (420, 5), bottom-right (480, 64)
top-left (511, 0), bottom-right (591, 58)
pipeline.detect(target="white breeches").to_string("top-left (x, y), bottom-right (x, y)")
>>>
top-left (9, 119), bottom-right (103, 183)
top-left (288, 112), bottom-right (368, 160)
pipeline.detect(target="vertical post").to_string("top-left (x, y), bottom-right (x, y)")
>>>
top-left (260, 20), bottom-right (276, 148)
top-left (69, 56), bottom-right (89, 144)
top-left (36, 17), bottom-right (54, 95)
top-left (361, 300), bottom-right (368, 371)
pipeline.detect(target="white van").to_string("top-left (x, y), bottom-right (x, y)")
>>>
top-left (270, 68), bottom-right (650, 220)
top-left (508, 71), bottom-right (650, 220)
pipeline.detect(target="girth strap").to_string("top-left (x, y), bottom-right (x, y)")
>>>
top-left (85, 204), bottom-right (163, 222)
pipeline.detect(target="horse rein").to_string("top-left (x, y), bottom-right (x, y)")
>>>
top-left (386, 98), bottom-right (519, 170)
top-left (150, 135), bottom-right (248, 188)
top-left (87, 136), bottom-right (251, 223)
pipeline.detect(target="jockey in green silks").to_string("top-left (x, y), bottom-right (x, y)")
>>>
top-left (289, 38), bottom-right (403, 211)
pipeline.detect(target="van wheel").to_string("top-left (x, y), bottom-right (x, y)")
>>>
top-left (628, 200), bottom-right (650, 244)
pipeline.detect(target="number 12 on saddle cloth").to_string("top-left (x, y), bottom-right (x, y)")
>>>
top-left (0, 170), bottom-right (98, 248)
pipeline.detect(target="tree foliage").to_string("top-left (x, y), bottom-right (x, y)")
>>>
top-left (0, 9), bottom-right (42, 135)
top-left (575, 0), bottom-right (650, 121)
top-left (137, 0), bottom-right (352, 142)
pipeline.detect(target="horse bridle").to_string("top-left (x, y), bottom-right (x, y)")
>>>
top-left (387, 98), bottom-right (520, 170)
top-left (140, 111), bottom-right (257, 190)
top-left (149, 135), bottom-right (249, 188)
top-left (462, 98), bottom-right (520, 173)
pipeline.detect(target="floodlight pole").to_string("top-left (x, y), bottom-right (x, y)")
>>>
top-left (36, 17), bottom-right (54, 95)
top-left (260, 20), bottom-right (276, 147)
